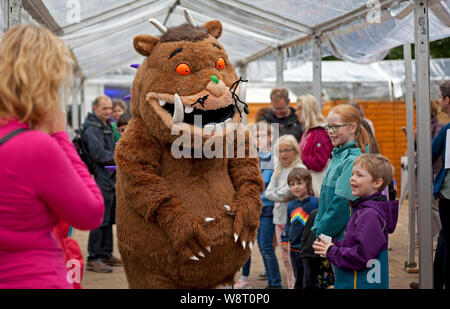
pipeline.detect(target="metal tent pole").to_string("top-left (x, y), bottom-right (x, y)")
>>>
top-left (312, 36), bottom-right (322, 110)
top-left (276, 48), bottom-right (284, 88)
top-left (414, 0), bottom-right (433, 289)
top-left (403, 43), bottom-right (418, 272)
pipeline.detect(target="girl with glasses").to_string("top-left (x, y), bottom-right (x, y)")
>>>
top-left (265, 134), bottom-right (306, 289)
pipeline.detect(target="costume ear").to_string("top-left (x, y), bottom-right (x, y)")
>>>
top-left (133, 35), bottom-right (159, 57)
top-left (202, 20), bottom-right (222, 39)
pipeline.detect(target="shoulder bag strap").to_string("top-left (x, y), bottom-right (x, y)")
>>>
top-left (0, 128), bottom-right (28, 146)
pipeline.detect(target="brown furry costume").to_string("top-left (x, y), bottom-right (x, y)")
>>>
top-left (115, 16), bottom-right (264, 289)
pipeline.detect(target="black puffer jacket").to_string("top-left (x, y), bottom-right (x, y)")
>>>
top-left (258, 107), bottom-right (304, 142)
top-left (81, 113), bottom-right (116, 191)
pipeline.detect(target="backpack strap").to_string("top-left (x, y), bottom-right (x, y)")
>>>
top-left (0, 128), bottom-right (28, 146)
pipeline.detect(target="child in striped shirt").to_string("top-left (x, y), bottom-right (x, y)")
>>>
top-left (281, 167), bottom-right (318, 289)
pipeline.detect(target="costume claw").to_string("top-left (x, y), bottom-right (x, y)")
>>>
top-left (206, 246), bottom-right (211, 253)
top-left (198, 252), bottom-right (205, 258)
top-left (224, 205), bottom-right (231, 212)
top-left (234, 233), bottom-right (238, 242)
top-left (249, 242), bottom-right (253, 251)
top-left (242, 241), bottom-right (246, 249)
top-left (204, 217), bottom-right (215, 222)
top-left (190, 256), bottom-right (199, 261)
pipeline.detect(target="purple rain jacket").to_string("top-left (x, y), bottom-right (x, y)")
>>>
top-left (326, 192), bottom-right (399, 271)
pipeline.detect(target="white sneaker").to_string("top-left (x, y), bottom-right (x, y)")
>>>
top-left (234, 279), bottom-right (251, 289)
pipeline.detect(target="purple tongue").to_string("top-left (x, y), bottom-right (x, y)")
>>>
top-left (130, 64), bottom-right (140, 69)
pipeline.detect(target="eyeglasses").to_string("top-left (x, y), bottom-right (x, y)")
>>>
top-left (324, 123), bottom-right (348, 132)
top-left (279, 148), bottom-right (294, 154)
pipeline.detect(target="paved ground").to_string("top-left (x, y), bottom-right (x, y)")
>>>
top-left (73, 198), bottom-right (420, 289)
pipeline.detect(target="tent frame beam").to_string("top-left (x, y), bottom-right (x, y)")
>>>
top-left (214, 0), bottom-right (312, 35)
top-left (61, 0), bottom-right (167, 35)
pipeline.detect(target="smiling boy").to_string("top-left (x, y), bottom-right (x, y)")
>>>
top-left (313, 153), bottom-right (399, 289)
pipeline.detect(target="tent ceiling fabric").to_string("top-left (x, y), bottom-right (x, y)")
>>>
top-left (17, 0), bottom-right (450, 79)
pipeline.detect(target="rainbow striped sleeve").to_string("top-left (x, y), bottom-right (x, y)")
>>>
top-left (290, 207), bottom-right (309, 225)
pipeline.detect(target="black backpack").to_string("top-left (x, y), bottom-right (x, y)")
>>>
top-left (72, 128), bottom-right (96, 175)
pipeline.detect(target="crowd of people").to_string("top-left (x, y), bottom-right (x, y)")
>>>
top-left (0, 23), bottom-right (449, 290)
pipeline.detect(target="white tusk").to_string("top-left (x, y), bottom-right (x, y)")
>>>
top-left (204, 217), bottom-right (215, 222)
top-left (184, 9), bottom-right (196, 26)
top-left (173, 93), bottom-right (184, 124)
top-left (224, 118), bottom-right (232, 124)
top-left (159, 99), bottom-right (166, 106)
top-left (149, 18), bottom-right (167, 34)
top-left (184, 105), bottom-right (194, 114)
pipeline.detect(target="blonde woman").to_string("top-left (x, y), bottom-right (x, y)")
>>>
top-left (265, 134), bottom-right (306, 289)
top-left (295, 94), bottom-right (333, 197)
top-left (0, 24), bottom-right (104, 288)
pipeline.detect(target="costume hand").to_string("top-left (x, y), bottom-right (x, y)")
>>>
top-left (224, 202), bottom-right (260, 251)
top-left (312, 236), bottom-right (333, 257)
top-left (156, 203), bottom-right (213, 261)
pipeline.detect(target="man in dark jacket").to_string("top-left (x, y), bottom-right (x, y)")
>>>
top-left (82, 95), bottom-right (121, 273)
top-left (258, 88), bottom-right (304, 142)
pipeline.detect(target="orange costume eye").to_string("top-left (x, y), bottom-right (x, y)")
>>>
top-left (216, 58), bottom-right (225, 69)
top-left (176, 63), bottom-right (191, 75)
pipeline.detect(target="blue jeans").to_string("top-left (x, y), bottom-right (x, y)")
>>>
top-left (257, 216), bottom-right (282, 288)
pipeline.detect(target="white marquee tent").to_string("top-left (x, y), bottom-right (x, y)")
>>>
top-left (1, 0), bottom-right (450, 288)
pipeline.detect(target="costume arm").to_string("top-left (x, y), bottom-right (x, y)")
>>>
top-left (115, 118), bottom-right (181, 221)
top-left (227, 129), bottom-right (264, 244)
top-left (115, 118), bottom-right (212, 260)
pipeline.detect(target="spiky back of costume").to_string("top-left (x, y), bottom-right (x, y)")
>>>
top-left (115, 11), bottom-right (264, 288)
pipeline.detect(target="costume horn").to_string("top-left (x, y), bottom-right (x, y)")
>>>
top-left (148, 18), bottom-right (167, 34)
top-left (183, 9), bottom-right (196, 26)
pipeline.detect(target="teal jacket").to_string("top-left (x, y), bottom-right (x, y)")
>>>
top-left (311, 140), bottom-right (362, 240)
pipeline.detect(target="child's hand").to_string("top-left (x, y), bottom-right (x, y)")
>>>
top-left (312, 236), bottom-right (333, 257)
top-left (280, 242), bottom-right (289, 252)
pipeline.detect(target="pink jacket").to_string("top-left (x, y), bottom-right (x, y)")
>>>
top-left (299, 126), bottom-right (333, 172)
top-left (0, 119), bottom-right (104, 289)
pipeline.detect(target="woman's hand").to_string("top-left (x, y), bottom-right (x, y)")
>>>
top-left (37, 107), bottom-right (67, 134)
top-left (312, 236), bottom-right (334, 256)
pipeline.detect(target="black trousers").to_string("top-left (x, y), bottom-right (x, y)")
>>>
top-left (87, 189), bottom-right (116, 261)
top-left (434, 196), bottom-right (450, 289)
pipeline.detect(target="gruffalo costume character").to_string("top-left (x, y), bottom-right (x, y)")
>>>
top-left (115, 11), bottom-right (264, 289)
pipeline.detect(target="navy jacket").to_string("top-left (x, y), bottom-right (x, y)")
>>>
top-left (281, 196), bottom-right (318, 251)
top-left (82, 113), bottom-right (116, 191)
top-left (258, 107), bottom-right (304, 142)
top-left (432, 123), bottom-right (450, 199)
